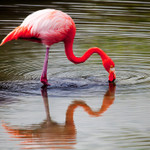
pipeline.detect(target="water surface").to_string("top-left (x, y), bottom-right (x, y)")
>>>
top-left (0, 1), bottom-right (150, 150)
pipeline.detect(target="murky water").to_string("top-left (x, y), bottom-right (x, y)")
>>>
top-left (0, 1), bottom-right (150, 150)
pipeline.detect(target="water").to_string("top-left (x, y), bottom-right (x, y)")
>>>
top-left (0, 0), bottom-right (150, 149)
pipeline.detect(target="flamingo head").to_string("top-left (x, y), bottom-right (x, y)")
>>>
top-left (102, 57), bottom-right (116, 82)
top-left (108, 67), bottom-right (116, 83)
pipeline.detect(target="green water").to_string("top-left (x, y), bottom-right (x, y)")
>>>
top-left (0, 1), bottom-right (150, 150)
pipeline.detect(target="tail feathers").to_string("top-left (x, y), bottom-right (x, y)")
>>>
top-left (0, 26), bottom-right (33, 46)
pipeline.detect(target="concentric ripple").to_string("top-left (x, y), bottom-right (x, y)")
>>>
top-left (117, 67), bottom-right (150, 85)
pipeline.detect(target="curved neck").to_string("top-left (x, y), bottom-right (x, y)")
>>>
top-left (64, 39), bottom-right (109, 67)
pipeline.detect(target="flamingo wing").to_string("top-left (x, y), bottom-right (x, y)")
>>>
top-left (0, 9), bottom-right (76, 46)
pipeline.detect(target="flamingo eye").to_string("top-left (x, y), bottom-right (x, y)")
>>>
top-left (110, 65), bottom-right (113, 68)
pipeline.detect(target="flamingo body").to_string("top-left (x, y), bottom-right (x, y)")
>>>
top-left (0, 9), bottom-right (116, 85)
top-left (1, 9), bottom-right (75, 46)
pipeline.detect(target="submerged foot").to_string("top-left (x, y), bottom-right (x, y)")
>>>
top-left (40, 78), bottom-right (50, 86)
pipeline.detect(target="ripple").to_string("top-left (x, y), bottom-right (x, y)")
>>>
top-left (0, 75), bottom-right (109, 97)
top-left (117, 69), bottom-right (150, 85)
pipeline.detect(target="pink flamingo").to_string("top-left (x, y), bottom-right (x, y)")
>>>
top-left (0, 9), bottom-right (116, 86)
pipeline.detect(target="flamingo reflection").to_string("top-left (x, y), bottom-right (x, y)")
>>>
top-left (2, 83), bottom-right (116, 149)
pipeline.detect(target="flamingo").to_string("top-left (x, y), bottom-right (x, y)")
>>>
top-left (0, 9), bottom-right (116, 86)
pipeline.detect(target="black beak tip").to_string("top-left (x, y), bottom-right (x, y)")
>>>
top-left (108, 79), bottom-right (115, 83)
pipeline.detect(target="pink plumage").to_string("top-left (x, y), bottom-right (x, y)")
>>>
top-left (0, 9), bottom-right (116, 86)
top-left (1, 9), bottom-right (76, 46)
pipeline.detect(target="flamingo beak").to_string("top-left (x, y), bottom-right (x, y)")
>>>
top-left (108, 67), bottom-right (116, 83)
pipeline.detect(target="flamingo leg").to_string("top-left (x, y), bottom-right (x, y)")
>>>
top-left (40, 47), bottom-right (50, 86)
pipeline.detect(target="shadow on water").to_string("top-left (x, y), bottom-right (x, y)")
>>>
top-left (2, 83), bottom-right (116, 149)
